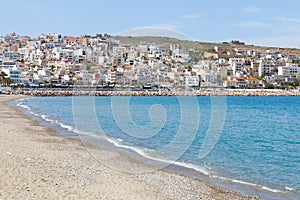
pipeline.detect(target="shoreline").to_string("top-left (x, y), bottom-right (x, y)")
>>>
top-left (0, 95), bottom-right (292, 200)
top-left (2, 88), bottom-right (300, 96)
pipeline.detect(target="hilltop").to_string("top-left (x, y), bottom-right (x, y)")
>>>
top-left (113, 35), bottom-right (300, 56)
top-left (113, 35), bottom-right (222, 50)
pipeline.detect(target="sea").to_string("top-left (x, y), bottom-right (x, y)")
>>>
top-left (13, 96), bottom-right (300, 200)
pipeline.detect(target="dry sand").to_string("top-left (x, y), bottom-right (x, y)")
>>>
top-left (0, 95), bottom-right (258, 200)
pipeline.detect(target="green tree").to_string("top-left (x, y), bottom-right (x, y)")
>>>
top-left (0, 72), bottom-right (13, 86)
top-left (264, 84), bottom-right (274, 89)
top-left (0, 72), bottom-right (7, 84)
top-left (207, 48), bottom-right (215, 53)
top-left (258, 75), bottom-right (265, 80)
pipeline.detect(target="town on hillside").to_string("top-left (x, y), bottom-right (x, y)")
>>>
top-left (1, 32), bottom-right (300, 92)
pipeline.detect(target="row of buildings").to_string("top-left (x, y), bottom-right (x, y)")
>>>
top-left (1, 32), bottom-right (300, 89)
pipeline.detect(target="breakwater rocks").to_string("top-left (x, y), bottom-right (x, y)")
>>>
top-left (3, 88), bottom-right (300, 96)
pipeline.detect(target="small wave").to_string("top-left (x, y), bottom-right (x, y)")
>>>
top-left (103, 137), bottom-right (211, 175)
top-left (41, 114), bottom-right (48, 119)
top-left (106, 137), bottom-right (124, 145)
top-left (172, 161), bottom-right (210, 176)
top-left (232, 179), bottom-right (257, 187)
top-left (15, 98), bottom-right (35, 111)
top-left (285, 186), bottom-right (295, 191)
top-left (210, 176), bottom-right (258, 188)
top-left (40, 114), bottom-right (55, 123)
top-left (58, 122), bottom-right (75, 132)
top-left (14, 99), bottom-right (211, 177)
top-left (211, 175), bottom-right (228, 180)
top-left (17, 100), bottom-right (79, 134)
top-left (72, 128), bottom-right (81, 134)
top-left (31, 111), bottom-right (39, 117)
top-left (14, 100), bottom-right (297, 196)
top-left (17, 102), bottom-right (45, 120)
top-left (16, 103), bottom-right (31, 111)
top-left (261, 186), bottom-right (282, 193)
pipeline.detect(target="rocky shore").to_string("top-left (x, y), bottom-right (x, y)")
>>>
top-left (2, 88), bottom-right (300, 96)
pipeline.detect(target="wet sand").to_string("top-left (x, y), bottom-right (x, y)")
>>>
top-left (0, 95), bottom-right (258, 200)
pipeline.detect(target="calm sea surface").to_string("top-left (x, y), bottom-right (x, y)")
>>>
top-left (17, 96), bottom-right (300, 198)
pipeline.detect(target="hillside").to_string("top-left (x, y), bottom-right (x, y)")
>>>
top-left (112, 36), bottom-right (300, 56)
top-left (113, 35), bottom-right (229, 51)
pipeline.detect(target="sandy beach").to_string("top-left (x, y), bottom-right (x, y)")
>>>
top-left (0, 95), bottom-right (258, 200)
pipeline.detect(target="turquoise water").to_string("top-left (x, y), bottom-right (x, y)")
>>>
top-left (17, 96), bottom-right (300, 198)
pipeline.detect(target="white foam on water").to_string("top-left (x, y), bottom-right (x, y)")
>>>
top-left (261, 186), bottom-right (282, 193)
top-left (17, 103), bottom-right (31, 111)
top-left (232, 179), bottom-right (257, 187)
top-left (285, 186), bottom-right (295, 191)
top-left (173, 161), bottom-right (210, 176)
top-left (16, 99), bottom-right (297, 198)
top-left (211, 176), bottom-right (259, 188)
top-left (16, 98), bottom-right (78, 134)
top-left (211, 175), bottom-right (228, 180)
top-left (104, 136), bottom-right (211, 176)
top-left (16, 97), bottom-right (299, 200)
top-left (58, 122), bottom-right (75, 132)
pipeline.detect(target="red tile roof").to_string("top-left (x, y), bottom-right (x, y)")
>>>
top-left (247, 77), bottom-right (258, 81)
top-left (64, 36), bottom-right (77, 41)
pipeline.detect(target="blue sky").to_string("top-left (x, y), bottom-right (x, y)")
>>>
top-left (1, 0), bottom-right (300, 48)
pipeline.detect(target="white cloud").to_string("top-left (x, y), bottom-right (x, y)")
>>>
top-left (182, 14), bottom-right (200, 21)
top-left (244, 6), bottom-right (262, 13)
top-left (236, 21), bottom-right (270, 28)
top-left (273, 17), bottom-right (300, 23)
top-left (181, 13), bottom-right (207, 23)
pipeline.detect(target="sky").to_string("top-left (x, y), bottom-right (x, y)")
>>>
top-left (1, 0), bottom-right (300, 48)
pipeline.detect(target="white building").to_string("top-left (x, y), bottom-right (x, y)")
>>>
top-left (4, 52), bottom-right (19, 61)
top-left (229, 58), bottom-right (244, 67)
top-left (228, 58), bottom-right (244, 76)
top-left (18, 47), bottom-right (30, 60)
top-left (105, 71), bottom-right (116, 83)
top-left (185, 76), bottom-right (200, 87)
top-left (259, 60), bottom-right (275, 77)
top-left (79, 70), bottom-right (91, 82)
top-left (2, 60), bottom-right (17, 71)
top-left (278, 64), bottom-right (300, 77)
top-left (59, 49), bottom-right (74, 61)
top-left (232, 63), bottom-right (244, 75)
top-left (224, 80), bottom-right (237, 88)
top-left (29, 49), bottom-right (44, 65)
top-left (205, 73), bottom-right (219, 86)
top-left (1, 63), bottom-right (24, 84)
top-left (9, 66), bottom-right (24, 83)
top-left (264, 75), bottom-right (275, 83)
